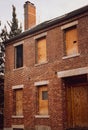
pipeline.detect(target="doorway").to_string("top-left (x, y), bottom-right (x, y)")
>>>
top-left (65, 75), bottom-right (88, 128)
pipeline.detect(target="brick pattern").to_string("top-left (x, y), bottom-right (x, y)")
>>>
top-left (24, 1), bottom-right (36, 30)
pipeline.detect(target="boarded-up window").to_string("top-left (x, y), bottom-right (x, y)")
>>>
top-left (38, 86), bottom-right (48, 115)
top-left (15, 44), bottom-right (23, 68)
top-left (16, 89), bottom-right (23, 116)
top-left (36, 37), bottom-right (47, 64)
top-left (65, 26), bottom-right (78, 56)
top-left (13, 89), bottom-right (23, 116)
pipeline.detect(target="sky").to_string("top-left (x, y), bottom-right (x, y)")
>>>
top-left (0, 0), bottom-right (88, 31)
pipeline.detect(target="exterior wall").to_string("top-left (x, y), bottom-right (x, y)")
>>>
top-left (4, 12), bottom-right (88, 130)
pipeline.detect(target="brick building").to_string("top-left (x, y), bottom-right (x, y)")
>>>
top-left (4, 1), bottom-right (88, 130)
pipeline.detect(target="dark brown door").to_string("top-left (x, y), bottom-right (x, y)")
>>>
top-left (66, 83), bottom-right (88, 128)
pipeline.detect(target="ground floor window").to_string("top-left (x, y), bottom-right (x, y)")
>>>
top-left (13, 89), bottom-right (23, 116)
top-left (38, 85), bottom-right (48, 115)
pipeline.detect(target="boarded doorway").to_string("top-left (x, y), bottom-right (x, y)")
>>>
top-left (65, 75), bottom-right (88, 128)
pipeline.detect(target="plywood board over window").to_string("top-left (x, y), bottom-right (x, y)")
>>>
top-left (65, 26), bottom-right (78, 56)
top-left (16, 89), bottom-right (23, 116)
top-left (38, 86), bottom-right (48, 115)
top-left (36, 37), bottom-right (47, 64)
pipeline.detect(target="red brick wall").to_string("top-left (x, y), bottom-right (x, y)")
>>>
top-left (4, 12), bottom-right (88, 130)
top-left (24, 1), bottom-right (36, 30)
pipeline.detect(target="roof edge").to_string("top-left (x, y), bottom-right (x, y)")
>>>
top-left (5, 4), bottom-right (88, 45)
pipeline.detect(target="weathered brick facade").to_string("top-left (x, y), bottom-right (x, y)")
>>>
top-left (4, 3), bottom-right (88, 130)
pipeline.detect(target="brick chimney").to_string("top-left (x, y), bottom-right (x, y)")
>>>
top-left (24, 1), bottom-right (36, 30)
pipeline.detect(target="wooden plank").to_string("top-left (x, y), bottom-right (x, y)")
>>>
top-left (39, 86), bottom-right (48, 115)
top-left (66, 83), bottom-right (88, 128)
top-left (72, 85), bottom-right (88, 127)
top-left (65, 27), bottom-right (78, 56)
top-left (37, 37), bottom-right (47, 63)
top-left (16, 89), bottom-right (23, 116)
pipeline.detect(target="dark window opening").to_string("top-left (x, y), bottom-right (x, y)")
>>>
top-left (15, 44), bottom-right (23, 68)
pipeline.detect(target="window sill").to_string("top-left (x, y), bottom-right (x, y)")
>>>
top-left (35, 61), bottom-right (48, 67)
top-left (12, 115), bottom-right (24, 118)
top-left (13, 66), bottom-right (25, 71)
top-left (62, 53), bottom-right (80, 59)
top-left (35, 115), bottom-right (50, 118)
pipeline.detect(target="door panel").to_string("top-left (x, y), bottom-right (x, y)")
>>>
top-left (66, 83), bottom-right (88, 128)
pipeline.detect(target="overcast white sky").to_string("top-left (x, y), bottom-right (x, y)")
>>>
top-left (0, 0), bottom-right (88, 31)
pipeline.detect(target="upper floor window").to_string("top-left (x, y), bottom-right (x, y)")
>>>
top-left (15, 44), bottom-right (23, 68)
top-left (35, 37), bottom-right (47, 64)
top-left (64, 26), bottom-right (78, 56)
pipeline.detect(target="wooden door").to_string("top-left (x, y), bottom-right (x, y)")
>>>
top-left (39, 86), bottom-right (48, 115)
top-left (66, 83), bottom-right (88, 128)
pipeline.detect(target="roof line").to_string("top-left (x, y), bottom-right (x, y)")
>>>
top-left (5, 4), bottom-right (88, 45)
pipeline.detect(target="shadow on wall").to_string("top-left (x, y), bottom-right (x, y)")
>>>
top-left (0, 113), bottom-right (3, 129)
